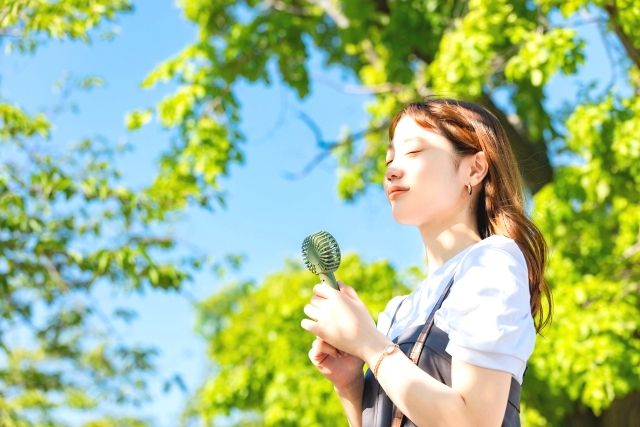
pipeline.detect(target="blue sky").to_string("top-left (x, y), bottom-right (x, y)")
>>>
top-left (1, 1), bottom-right (615, 425)
top-left (2, 1), bottom-right (421, 424)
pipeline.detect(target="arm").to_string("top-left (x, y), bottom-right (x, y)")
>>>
top-left (361, 332), bottom-right (511, 427)
top-left (306, 336), bottom-right (365, 426)
top-left (302, 283), bottom-right (513, 427)
top-left (335, 377), bottom-right (364, 427)
top-left (303, 244), bottom-right (531, 426)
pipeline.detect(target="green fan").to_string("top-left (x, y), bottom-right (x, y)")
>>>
top-left (301, 230), bottom-right (341, 290)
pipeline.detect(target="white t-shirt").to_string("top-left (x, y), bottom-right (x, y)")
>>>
top-left (376, 235), bottom-right (535, 384)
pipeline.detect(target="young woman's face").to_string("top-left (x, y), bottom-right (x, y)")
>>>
top-left (384, 116), bottom-right (467, 226)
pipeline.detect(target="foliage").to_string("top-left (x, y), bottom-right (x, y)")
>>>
top-left (3, 0), bottom-right (640, 425)
top-left (0, 1), bottom-right (212, 425)
top-left (186, 255), bottom-right (409, 426)
top-left (0, 0), bottom-right (133, 52)
top-left (528, 91), bottom-right (640, 423)
top-left (0, 100), bottom-right (199, 425)
top-left (137, 0), bottom-right (583, 202)
top-left (173, 0), bottom-right (640, 425)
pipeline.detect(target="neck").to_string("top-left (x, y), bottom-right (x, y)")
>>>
top-left (418, 220), bottom-right (482, 273)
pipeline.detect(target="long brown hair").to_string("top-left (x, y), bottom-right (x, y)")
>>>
top-left (389, 98), bottom-right (552, 332)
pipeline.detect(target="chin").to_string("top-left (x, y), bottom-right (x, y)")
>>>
top-left (390, 209), bottom-right (423, 226)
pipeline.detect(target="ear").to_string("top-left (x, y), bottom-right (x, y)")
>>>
top-left (468, 151), bottom-right (488, 185)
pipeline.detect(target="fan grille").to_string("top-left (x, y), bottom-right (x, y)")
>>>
top-left (301, 231), bottom-right (341, 274)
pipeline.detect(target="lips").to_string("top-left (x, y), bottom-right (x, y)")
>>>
top-left (387, 187), bottom-right (409, 199)
top-left (388, 189), bottom-right (408, 198)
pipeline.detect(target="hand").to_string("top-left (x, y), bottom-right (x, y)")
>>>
top-left (301, 282), bottom-right (381, 360)
top-left (307, 337), bottom-right (364, 391)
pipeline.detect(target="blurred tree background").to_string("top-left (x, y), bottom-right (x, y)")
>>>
top-left (0, 1), bottom-right (234, 425)
top-left (2, 0), bottom-right (639, 426)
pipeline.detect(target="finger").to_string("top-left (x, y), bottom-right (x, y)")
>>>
top-left (314, 337), bottom-right (339, 357)
top-left (300, 318), bottom-right (319, 334)
top-left (313, 283), bottom-right (339, 299)
top-left (308, 344), bottom-right (329, 365)
top-left (310, 295), bottom-right (326, 306)
top-left (303, 303), bottom-right (321, 321)
top-left (310, 336), bottom-right (322, 351)
top-left (338, 282), bottom-right (358, 299)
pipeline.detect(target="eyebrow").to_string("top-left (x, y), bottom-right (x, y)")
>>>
top-left (387, 136), bottom-right (427, 149)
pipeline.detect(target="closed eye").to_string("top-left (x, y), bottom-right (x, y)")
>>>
top-left (386, 149), bottom-right (423, 165)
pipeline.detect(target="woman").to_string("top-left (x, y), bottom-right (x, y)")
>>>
top-left (301, 98), bottom-right (551, 427)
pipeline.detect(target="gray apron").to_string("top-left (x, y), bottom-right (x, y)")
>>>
top-left (362, 276), bottom-right (522, 426)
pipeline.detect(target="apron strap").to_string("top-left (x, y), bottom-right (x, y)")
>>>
top-left (390, 275), bottom-right (455, 427)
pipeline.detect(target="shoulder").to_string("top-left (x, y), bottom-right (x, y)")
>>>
top-left (452, 234), bottom-right (530, 307)
top-left (435, 235), bottom-right (535, 383)
top-left (459, 234), bottom-right (527, 274)
top-left (452, 234), bottom-right (529, 296)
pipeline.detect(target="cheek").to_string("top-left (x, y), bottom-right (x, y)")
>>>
top-left (390, 162), bottom-right (460, 223)
top-left (415, 159), bottom-right (456, 192)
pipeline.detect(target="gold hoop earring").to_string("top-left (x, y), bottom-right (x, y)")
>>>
top-left (466, 183), bottom-right (472, 195)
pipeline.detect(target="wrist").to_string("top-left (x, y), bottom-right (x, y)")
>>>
top-left (372, 342), bottom-right (401, 377)
top-left (334, 375), bottom-right (364, 397)
top-left (361, 333), bottom-right (394, 369)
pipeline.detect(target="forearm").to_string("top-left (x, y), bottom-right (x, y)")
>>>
top-left (362, 336), bottom-right (471, 427)
top-left (334, 376), bottom-right (364, 427)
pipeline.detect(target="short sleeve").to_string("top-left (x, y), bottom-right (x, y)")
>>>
top-left (434, 238), bottom-right (535, 383)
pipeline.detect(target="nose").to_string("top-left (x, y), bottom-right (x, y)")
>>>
top-left (385, 163), bottom-right (403, 182)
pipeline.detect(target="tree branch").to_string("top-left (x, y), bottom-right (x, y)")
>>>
top-left (42, 257), bottom-right (70, 293)
top-left (480, 94), bottom-right (554, 194)
top-left (274, 0), bottom-right (553, 193)
top-left (372, 0), bottom-right (390, 15)
top-left (604, 3), bottom-right (640, 70)
top-left (312, 73), bottom-right (407, 94)
top-left (263, 0), bottom-right (310, 17)
top-left (408, 41), bottom-right (553, 194)
top-left (0, 29), bottom-right (23, 38)
top-left (595, 20), bottom-right (619, 98)
top-left (284, 111), bottom-right (389, 179)
top-left (309, 0), bottom-right (349, 28)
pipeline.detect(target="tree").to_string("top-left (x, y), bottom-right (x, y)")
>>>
top-left (0, 2), bottom-right (223, 425)
top-left (163, 0), bottom-right (639, 425)
top-left (186, 255), bottom-right (413, 426)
